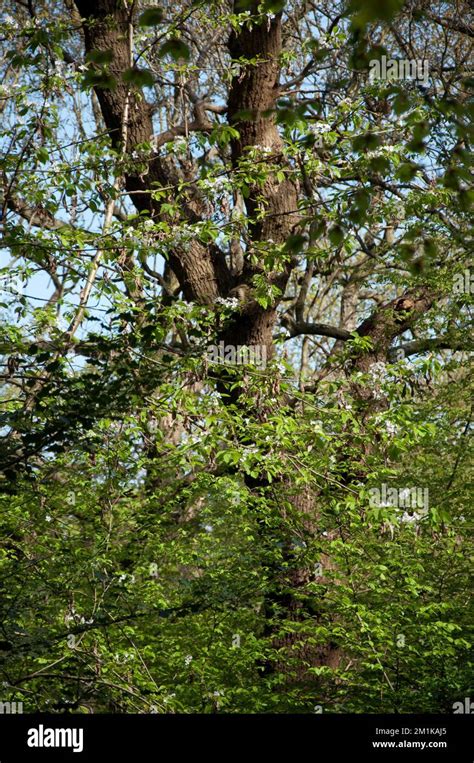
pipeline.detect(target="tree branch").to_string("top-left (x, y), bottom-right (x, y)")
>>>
top-left (4, 190), bottom-right (72, 231)
top-left (389, 335), bottom-right (474, 360)
top-left (282, 316), bottom-right (352, 341)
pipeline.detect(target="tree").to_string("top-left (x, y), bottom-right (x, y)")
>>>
top-left (0, 0), bottom-right (472, 712)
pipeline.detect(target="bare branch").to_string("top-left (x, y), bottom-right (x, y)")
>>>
top-left (282, 316), bottom-right (352, 341)
top-left (390, 336), bottom-right (474, 360)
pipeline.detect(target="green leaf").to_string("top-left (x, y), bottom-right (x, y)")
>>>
top-left (283, 234), bottom-right (306, 254)
top-left (352, 132), bottom-right (380, 152)
top-left (210, 124), bottom-right (240, 147)
top-left (396, 162), bottom-right (419, 182)
top-left (459, 188), bottom-right (474, 210)
top-left (262, 0), bottom-right (286, 12)
top-left (37, 147), bottom-right (49, 164)
top-left (442, 167), bottom-right (460, 190)
top-left (423, 238), bottom-right (438, 258)
top-left (85, 49), bottom-right (114, 65)
top-left (138, 7), bottom-right (164, 26)
top-left (159, 38), bottom-right (190, 62)
top-left (81, 71), bottom-right (117, 90)
top-left (348, 0), bottom-right (404, 28)
top-left (122, 68), bottom-right (155, 88)
top-left (328, 224), bottom-right (345, 246)
top-left (369, 155), bottom-right (390, 175)
top-left (393, 92), bottom-right (411, 115)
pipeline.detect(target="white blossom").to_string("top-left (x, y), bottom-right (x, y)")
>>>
top-left (400, 511), bottom-right (423, 523)
top-left (4, 15), bottom-right (19, 29)
top-left (215, 296), bottom-right (239, 309)
top-left (311, 123), bottom-right (331, 135)
top-left (368, 361), bottom-right (387, 382)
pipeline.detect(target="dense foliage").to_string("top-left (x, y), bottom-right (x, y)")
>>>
top-left (0, 0), bottom-right (472, 713)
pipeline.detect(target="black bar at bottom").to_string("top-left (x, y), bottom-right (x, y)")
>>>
top-left (0, 713), bottom-right (471, 761)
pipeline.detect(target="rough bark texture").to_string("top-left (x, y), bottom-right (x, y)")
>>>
top-left (223, 5), bottom-right (299, 357)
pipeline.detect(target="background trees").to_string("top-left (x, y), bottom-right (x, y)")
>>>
top-left (0, 0), bottom-right (472, 712)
